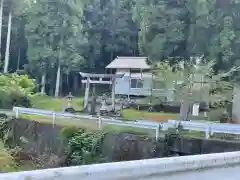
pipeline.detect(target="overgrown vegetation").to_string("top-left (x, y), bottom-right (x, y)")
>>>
top-left (61, 127), bottom-right (107, 165)
top-left (0, 119), bottom-right (36, 172)
top-left (0, 74), bottom-right (35, 109)
top-left (0, 141), bottom-right (17, 172)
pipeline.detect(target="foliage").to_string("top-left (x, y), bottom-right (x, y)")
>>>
top-left (0, 141), bottom-right (18, 172)
top-left (24, 0), bottom-right (87, 94)
top-left (60, 126), bottom-right (85, 139)
top-left (0, 0), bottom-right (239, 97)
top-left (83, 0), bottom-right (138, 70)
top-left (150, 61), bottom-right (184, 102)
top-left (174, 60), bottom-right (235, 105)
top-left (162, 130), bottom-right (181, 157)
top-left (153, 58), bottom-right (236, 120)
top-left (0, 74), bottom-right (35, 108)
top-left (66, 129), bottom-right (106, 165)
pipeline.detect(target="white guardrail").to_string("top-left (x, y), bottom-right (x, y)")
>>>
top-left (12, 107), bottom-right (167, 140)
top-left (12, 107), bottom-right (240, 139)
top-left (1, 151), bottom-right (240, 180)
top-left (169, 120), bottom-right (240, 138)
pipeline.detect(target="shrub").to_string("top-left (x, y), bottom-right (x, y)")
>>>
top-left (67, 131), bottom-right (106, 165)
top-left (0, 74), bottom-right (35, 109)
top-left (60, 126), bottom-right (85, 139)
top-left (0, 141), bottom-right (17, 172)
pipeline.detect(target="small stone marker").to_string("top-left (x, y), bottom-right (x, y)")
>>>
top-left (192, 103), bottom-right (200, 116)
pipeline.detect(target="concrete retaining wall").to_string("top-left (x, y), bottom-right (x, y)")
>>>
top-left (1, 151), bottom-right (240, 180)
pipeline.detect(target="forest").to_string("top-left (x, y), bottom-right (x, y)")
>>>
top-left (1, 0), bottom-right (240, 172)
top-left (0, 0), bottom-right (239, 96)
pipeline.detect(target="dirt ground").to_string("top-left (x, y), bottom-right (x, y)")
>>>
top-left (143, 115), bottom-right (178, 122)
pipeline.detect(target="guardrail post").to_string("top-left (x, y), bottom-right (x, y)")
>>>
top-left (15, 107), bottom-right (19, 118)
top-left (205, 126), bottom-right (210, 139)
top-left (155, 124), bottom-right (161, 140)
top-left (176, 122), bottom-right (180, 133)
top-left (52, 112), bottom-right (56, 128)
top-left (98, 117), bottom-right (102, 129)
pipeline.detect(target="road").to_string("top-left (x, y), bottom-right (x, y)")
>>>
top-left (142, 165), bottom-right (240, 180)
top-left (0, 109), bottom-right (14, 116)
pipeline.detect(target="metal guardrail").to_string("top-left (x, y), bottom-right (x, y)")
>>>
top-left (12, 107), bottom-right (240, 139)
top-left (12, 107), bottom-right (165, 140)
top-left (168, 120), bottom-right (240, 138)
top-left (1, 151), bottom-right (240, 180)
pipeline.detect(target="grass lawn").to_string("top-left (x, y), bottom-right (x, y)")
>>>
top-left (30, 95), bottom-right (179, 122)
top-left (31, 95), bottom-right (84, 111)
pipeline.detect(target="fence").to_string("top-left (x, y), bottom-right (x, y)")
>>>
top-left (1, 151), bottom-right (240, 180)
top-left (169, 120), bottom-right (240, 138)
top-left (12, 107), bottom-right (240, 139)
top-left (12, 107), bottom-right (167, 140)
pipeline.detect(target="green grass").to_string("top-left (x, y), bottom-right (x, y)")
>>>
top-left (30, 95), bottom-right (178, 121)
top-left (20, 114), bottom-right (152, 136)
top-left (31, 95), bottom-right (83, 111)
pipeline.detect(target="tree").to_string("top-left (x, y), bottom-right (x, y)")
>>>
top-left (0, 0), bottom-right (4, 64)
top-left (150, 61), bottom-right (183, 103)
top-left (2, 0), bottom-right (31, 73)
top-left (156, 59), bottom-right (236, 121)
top-left (24, 0), bottom-right (87, 96)
top-left (133, 0), bottom-right (186, 62)
top-left (82, 0), bottom-right (138, 71)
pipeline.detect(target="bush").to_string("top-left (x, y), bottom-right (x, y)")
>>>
top-left (60, 126), bottom-right (85, 139)
top-left (67, 130), bottom-right (106, 165)
top-left (0, 141), bottom-right (17, 172)
top-left (0, 74), bottom-right (35, 109)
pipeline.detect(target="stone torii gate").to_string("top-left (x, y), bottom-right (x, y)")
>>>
top-left (79, 72), bottom-right (124, 111)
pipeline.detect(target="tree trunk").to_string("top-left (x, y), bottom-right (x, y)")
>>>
top-left (41, 73), bottom-right (46, 95)
top-left (66, 74), bottom-right (69, 93)
top-left (179, 100), bottom-right (190, 121)
top-left (73, 74), bottom-right (78, 93)
top-left (55, 34), bottom-right (63, 97)
top-left (0, 0), bottom-right (3, 61)
top-left (17, 48), bottom-right (20, 70)
top-left (232, 84), bottom-right (240, 124)
top-left (179, 67), bottom-right (192, 121)
top-left (55, 63), bottom-right (61, 97)
top-left (4, 9), bottom-right (12, 73)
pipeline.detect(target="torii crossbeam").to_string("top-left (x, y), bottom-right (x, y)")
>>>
top-left (79, 72), bottom-right (124, 110)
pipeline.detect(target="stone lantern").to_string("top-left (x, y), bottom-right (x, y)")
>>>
top-left (65, 92), bottom-right (74, 108)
